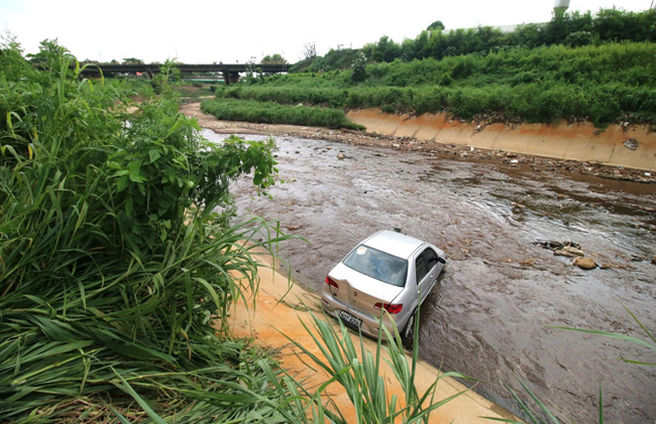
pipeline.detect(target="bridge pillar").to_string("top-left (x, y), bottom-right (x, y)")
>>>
top-left (221, 70), bottom-right (240, 85)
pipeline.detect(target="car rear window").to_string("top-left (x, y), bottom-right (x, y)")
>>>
top-left (343, 245), bottom-right (408, 287)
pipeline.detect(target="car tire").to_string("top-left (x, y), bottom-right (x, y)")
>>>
top-left (401, 311), bottom-right (415, 345)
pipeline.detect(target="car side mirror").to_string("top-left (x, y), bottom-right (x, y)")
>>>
top-left (438, 257), bottom-right (446, 264)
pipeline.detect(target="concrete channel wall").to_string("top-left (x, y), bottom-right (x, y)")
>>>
top-left (347, 109), bottom-right (656, 171)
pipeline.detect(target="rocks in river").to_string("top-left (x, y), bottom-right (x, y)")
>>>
top-left (554, 246), bottom-right (584, 257)
top-left (535, 239), bottom-right (599, 269)
top-left (337, 153), bottom-right (345, 160)
top-left (574, 257), bottom-right (597, 270)
top-left (652, 254), bottom-right (656, 265)
top-left (534, 240), bottom-right (581, 251)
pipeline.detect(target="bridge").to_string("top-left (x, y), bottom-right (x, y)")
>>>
top-left (79, 63), bottom-right (289, 84)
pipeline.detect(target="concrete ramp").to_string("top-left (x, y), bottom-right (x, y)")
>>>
top-left (347, 109), bottom-right (656, 171)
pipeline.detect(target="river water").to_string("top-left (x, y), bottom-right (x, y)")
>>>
top-left (203, 129), bottom-right (656, 423)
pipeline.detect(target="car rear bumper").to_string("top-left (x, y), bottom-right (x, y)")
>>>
top-left (320, 288), bottom-right (405, 340)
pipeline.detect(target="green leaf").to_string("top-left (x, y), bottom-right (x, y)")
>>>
top-left (116, 175), bottom-right (128, 192)
top-left (148, 149), bottom-right (161, 163)
top-left (128, 160), bottom-right (144, 183)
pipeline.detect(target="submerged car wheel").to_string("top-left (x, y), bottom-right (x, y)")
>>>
top-left (401, 311), bottom-right (415, 344)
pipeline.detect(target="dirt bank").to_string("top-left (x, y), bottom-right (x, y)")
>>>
top-left (229, 254), bottom-right (520, 423)
top-left (347, 109), bottom-right (656, 173)
top-left (181, 102), bottom-right (655, 183)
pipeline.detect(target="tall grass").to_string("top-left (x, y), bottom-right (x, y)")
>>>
top-left (0, 41), bottom-right (300, 422)
top-left (282, 309), bottom-right (471, 423)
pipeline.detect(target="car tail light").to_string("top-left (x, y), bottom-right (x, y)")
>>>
top-left (374, 302), bottom-right (403, 314)
top-left (325, 276), bottom-right (338, 288)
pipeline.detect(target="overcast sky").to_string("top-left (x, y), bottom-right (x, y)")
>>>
top-left (1, 0), bottom-right (652, 64)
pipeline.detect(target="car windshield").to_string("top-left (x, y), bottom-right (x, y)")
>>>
top-left (343, 244), bottom-right (408, 287)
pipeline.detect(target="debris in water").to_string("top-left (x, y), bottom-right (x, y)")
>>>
top-left (534, 240), bottom-right (581, 251)
top-left (623, 138), bottom-right (639, 150)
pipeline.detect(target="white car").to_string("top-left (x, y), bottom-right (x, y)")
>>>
top-left (321, 230), bottom-right (446, 341)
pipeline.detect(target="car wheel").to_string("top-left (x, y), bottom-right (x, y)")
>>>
top-left (401, 311), bottom-right (415, 344)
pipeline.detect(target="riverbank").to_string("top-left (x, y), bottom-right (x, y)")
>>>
top-left (181, 102), bottom-right (655, 183)
top-left (229, 253), bottom-right (520, 423)
top-left (347, 109), bottom-right (656, 172)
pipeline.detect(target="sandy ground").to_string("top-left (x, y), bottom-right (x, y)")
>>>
top-left (229, 254), bottom-right (520, 423)
top-left (181, 102), bottom-right (655, 183)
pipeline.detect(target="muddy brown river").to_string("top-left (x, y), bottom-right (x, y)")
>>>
top-left (203, 129), bottom-right (656, 423)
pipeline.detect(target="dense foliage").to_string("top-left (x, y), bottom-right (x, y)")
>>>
top-left (262, 53), bottom-right (287, 64)
top-left (0, 41), bottom-right (302, 422)
top-left (296, 8), bottom-right (656, 72)
top-left (219, 42), bottom-right (656, 126)
top-left (201, 98), bottom-right (364, 130)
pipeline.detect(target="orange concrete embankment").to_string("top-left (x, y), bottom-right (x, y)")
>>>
top-left (347, 109), bottom-right (656, 171)
top-left (230, 256), bottom-right (520, 423)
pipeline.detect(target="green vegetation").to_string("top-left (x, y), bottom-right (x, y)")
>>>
top-left (227, 42), bottom-right (656, 126)
top-left (211, 8), bottom-right (649, 127)
top-left (0, 40), bottom-right (294, 422)
top-left (195, 9), bottom-right (653, 128)
top-left (262, 53), bottom-right (287, 64)
top-left (200, 98), bottom-right (364, 130)
top-left (296, 8), bottom-right (656, 70)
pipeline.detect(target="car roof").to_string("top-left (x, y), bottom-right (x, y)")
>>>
top-left (362, 230), bottom-right (426, 260)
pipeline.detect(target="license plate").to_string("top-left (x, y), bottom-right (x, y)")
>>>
top-left (338, 310), bottom-right (362, 328)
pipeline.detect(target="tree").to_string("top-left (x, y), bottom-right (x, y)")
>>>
top-left (370, 36), bottom-right (401, 63)
top-left (261, 53), bottom-right (287, 64)
top-left (350, 51), bottom-right (367, 82)
top-left (427, 20), bottom-right (445, 31)
top-left (303, 42), bottom-right (317, 60)
top-left (122, 57), bottom-right (144, 64)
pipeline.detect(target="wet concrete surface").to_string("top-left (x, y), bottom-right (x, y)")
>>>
top-left (202, 129), bottom-right (656, 423)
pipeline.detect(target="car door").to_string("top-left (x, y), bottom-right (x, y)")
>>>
top-left (415, 247), bottom-right (440, 304)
